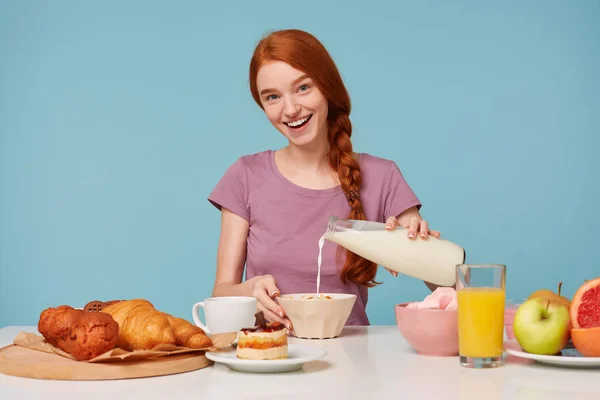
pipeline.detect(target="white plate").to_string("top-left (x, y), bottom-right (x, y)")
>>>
top-left (505, 339), bottom-right (600, 368)
top-left (205, 344), bottom-right (327, 373)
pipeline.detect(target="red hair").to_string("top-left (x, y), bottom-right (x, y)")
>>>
top-left (249, 29), bottom-right (380, 288)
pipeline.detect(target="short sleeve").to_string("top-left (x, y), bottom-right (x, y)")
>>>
top-left (383, 162), bottom-right (422, 219)
top-left (208, 157), bottom-right (250, 221)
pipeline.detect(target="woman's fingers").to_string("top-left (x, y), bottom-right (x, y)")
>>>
top-left (385, 216), bottom-right (398, 230)
top-left (252, 277), bottom-right (284, 319)
top-left (256, 302), bottom-right (291, 330)
top-left (262, 274), bottom-right (280, 298)
top-left (254, 289), bottom-right (283, 318)
top-left (408, 216), bottom-right (420, 239)
top-left (387, 214), bottom-right (440, 241)
top-left (419, 220), bottom-right (429, 239)
top-left (385, 217), bottom-right (402, 276)
top-left (252, 275), bottom-right (293, 330)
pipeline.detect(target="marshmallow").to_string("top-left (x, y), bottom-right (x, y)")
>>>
top-left (405, 287), bottom-right (457, 310)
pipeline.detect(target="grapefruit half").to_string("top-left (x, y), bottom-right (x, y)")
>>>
top-left (571, 327), bottom-right (600, 357)
top-left (570, 277), bottom-right (600, 329)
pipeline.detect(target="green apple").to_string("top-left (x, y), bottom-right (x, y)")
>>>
top-left (513, 298), bottom-right (571, 355)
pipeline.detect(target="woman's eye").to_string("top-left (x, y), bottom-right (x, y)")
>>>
top-left (298, 84), bottom-right (310, 92)
top-left (266, 94), bottom-right (279, 101)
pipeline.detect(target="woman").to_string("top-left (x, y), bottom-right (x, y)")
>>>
top-left (208, 29), bottom-right (441, 330)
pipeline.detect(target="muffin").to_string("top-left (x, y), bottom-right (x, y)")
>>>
top-left (38, 305), bottom-right (83, 348)
top-left (65, 312), bottom-right (119, 361)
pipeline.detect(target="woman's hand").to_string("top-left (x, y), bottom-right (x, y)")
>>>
top-left (249, 274), bottom-right (292, 331)
top-left (383, 211), bottom-right (441, 277)
top-left (385, 215), bottom-right (441, 239)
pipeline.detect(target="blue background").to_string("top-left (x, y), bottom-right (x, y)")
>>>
top-left (1, 1), bottom-right (599, 327)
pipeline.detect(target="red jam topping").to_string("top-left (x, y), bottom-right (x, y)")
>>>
top-left (241, 322), bottom-right (286, 334)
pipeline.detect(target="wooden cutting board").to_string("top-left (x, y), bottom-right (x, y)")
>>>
top-left (0, 344), bottom-right (213, 380)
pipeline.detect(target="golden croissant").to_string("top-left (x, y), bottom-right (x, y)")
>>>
top-left (101, 299), bottom-right (176, 351)
top-left (160, 312), bottom-right (212, 349)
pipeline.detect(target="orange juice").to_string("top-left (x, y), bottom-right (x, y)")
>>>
top-left (457, 287), bottom-right (505, 358)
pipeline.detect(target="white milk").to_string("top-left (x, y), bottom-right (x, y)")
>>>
top-left (324, 226), bottom-right (464, 287)
top-left (316, 235), bottom-right (325, 295)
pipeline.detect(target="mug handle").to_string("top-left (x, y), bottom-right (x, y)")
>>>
top-left (192, 302), bottom-right (211, 335)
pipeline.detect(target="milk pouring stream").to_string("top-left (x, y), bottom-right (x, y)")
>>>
top-left (321, 216), bottom-right (465, 286)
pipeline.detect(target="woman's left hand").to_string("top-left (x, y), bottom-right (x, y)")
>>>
top-left (383, 214), bottom-right (441, 277)
top-left (385, 215), bottom-right (441, 239)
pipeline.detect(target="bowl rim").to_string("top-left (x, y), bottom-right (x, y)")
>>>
top-left (395, 302), bottom-right (457, 312)
top-left (278, 293), bottom-right (357, 301)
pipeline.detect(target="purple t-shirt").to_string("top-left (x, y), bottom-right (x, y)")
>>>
top-left (208, 150), bottom-right (421, 325)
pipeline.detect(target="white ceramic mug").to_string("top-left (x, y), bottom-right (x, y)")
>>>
top-left (192, 296), bottom-right (257, 335)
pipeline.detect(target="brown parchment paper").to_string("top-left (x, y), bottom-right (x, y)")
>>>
top-left (13, 331), bottom-right (236, 363)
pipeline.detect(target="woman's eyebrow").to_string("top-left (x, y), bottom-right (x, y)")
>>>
top-left (259, 74), bottom-right (310, 96)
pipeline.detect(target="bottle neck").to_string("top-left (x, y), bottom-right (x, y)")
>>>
top-left (325, 216), bottom-right (339, 236)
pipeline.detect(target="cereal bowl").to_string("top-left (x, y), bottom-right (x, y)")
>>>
top-left (277, 293), bottom-right (356, 339)
top-left (395, 302), bottom-right (459, 356)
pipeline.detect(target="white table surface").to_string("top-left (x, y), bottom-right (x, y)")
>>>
top-left (1, 325), bottom-right (598, 399)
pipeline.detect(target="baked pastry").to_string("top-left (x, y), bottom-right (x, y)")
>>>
top-left (83, 300), bottom-right (122, 313)
top-left (37, 306), bottom-right (119, 361)
top-left (101, 299), bottom-right (176, 350)
top-left (38, 305), bottom-right (83, 348)
top-left (236, 312), bottom-right (287, 360)
top-left (64, 312), bottom-right (119, 361)
top-left (161, 312), bottom-right (212, 349)
top-left (86, 299), bottom-right (211, 349)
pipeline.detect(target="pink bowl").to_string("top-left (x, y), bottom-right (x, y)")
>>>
top-left (395, 302), bottom-right (458, 356)
top-left (504, 305), bottom-right (519, 340)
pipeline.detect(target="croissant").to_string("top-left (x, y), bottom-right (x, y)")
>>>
top-left (101, 299), bottom-right (176, 351)
top-left (161, 312), bottom-right (212, 349)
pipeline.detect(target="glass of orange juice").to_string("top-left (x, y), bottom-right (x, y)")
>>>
top-left (456, 264), bottom-right (506, 368)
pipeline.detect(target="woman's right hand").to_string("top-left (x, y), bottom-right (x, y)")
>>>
top-left (250, 274), bottom-right (292, 331)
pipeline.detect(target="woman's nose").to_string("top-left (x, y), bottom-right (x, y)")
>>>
top-left (282, 97), bottom-right (300, 118)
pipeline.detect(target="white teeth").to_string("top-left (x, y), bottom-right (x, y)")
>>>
top-left (286, 115), bottom-right (310, 127)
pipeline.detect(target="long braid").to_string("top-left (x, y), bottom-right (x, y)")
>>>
top-left (328, 113), bottom-right (380, 287)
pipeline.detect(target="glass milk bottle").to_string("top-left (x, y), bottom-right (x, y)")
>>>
top-left (323, 216), bottom-right (466, 286)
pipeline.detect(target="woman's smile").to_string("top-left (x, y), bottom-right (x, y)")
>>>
top-left (284, 114), bottom-right (313, 134)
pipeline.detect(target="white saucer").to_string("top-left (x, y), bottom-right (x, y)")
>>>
top-left (505, 339), bottom-right (600, 368)
top-left (205, 344), bottom-right (327, 373)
